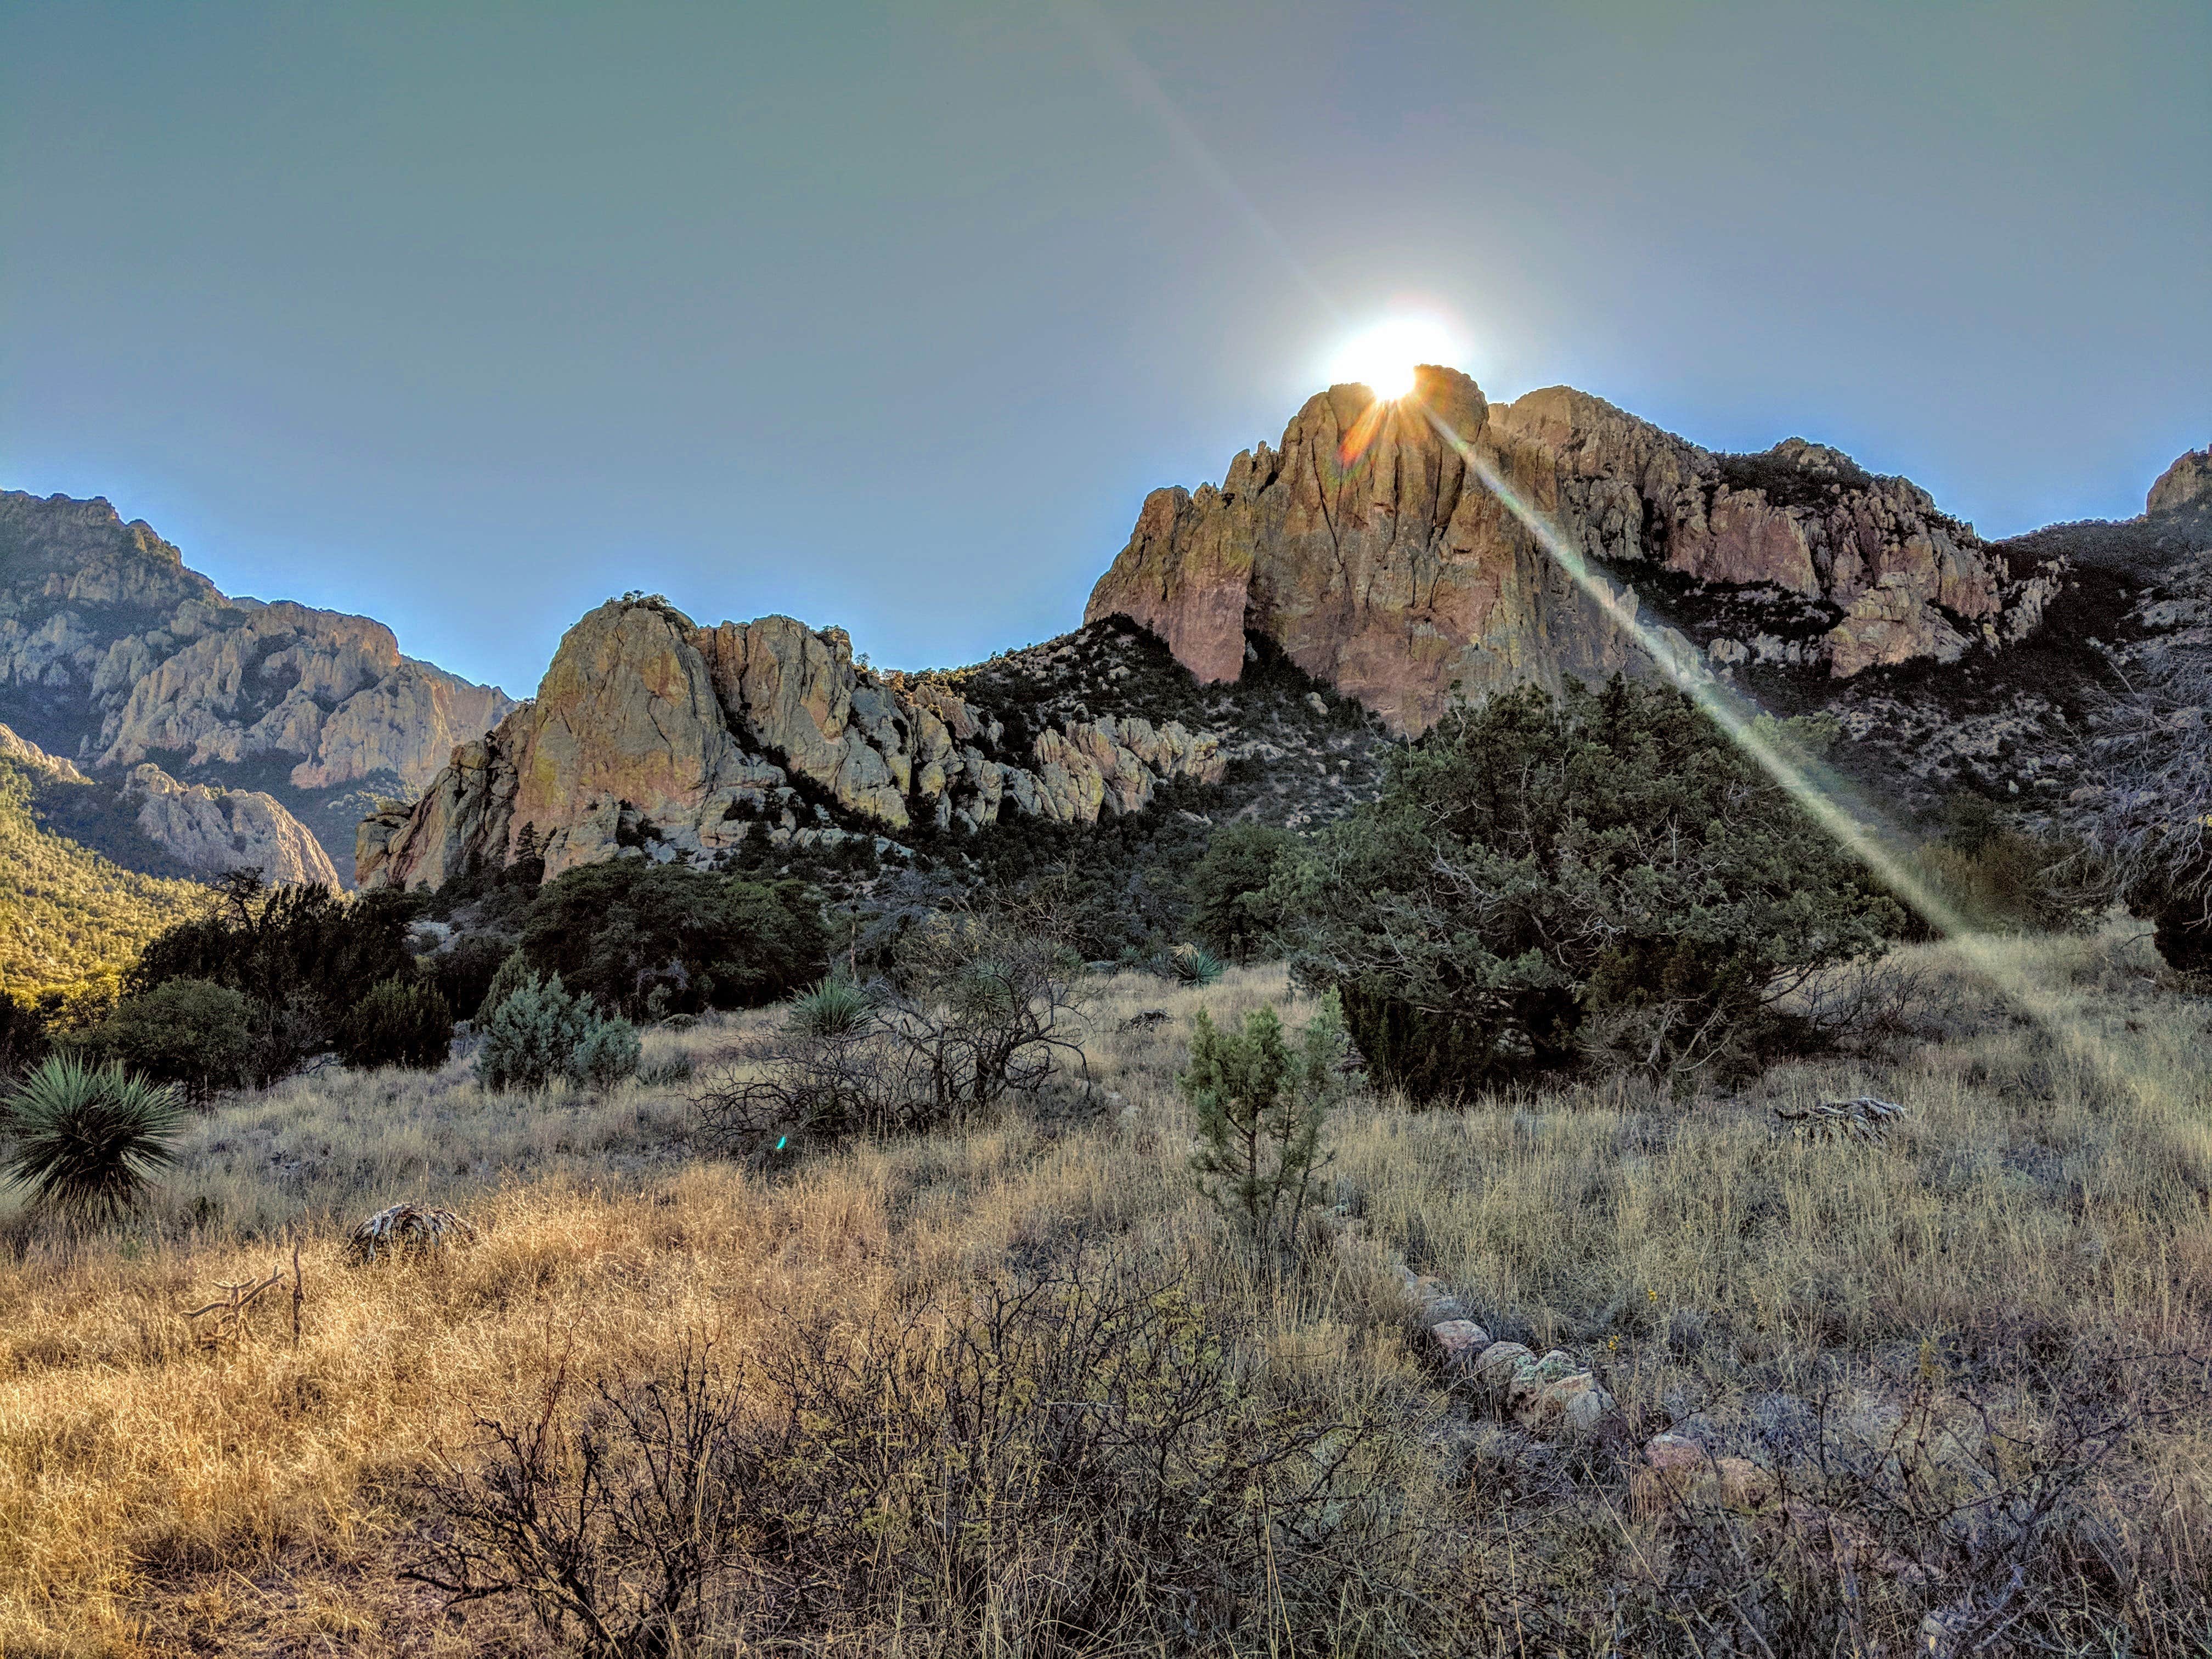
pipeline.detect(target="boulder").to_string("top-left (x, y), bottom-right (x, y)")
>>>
top-left (1632, 1434), bottom-right (1777, 1516)
top-left (1527, 1370), bottom-right (1617, 1436)
top-left (1470, 1341), bottom-right (1534, 1384)
top-left (1428, 1319), bottom-right (1492, 1367)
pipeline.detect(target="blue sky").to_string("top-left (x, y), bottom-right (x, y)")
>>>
top-left (4, 2), bottom-right (2205, 696)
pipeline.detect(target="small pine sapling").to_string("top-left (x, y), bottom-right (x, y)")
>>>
top-left (1182, 994), bottom-right (1346, 1259)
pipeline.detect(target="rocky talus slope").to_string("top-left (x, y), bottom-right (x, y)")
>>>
top-left (0, 491), bottom-right (513, 876)
top-left (357, 600), bottom-right (1233, 889)
top-left (1802, 448), bottom-right (2212, 813)
top-left (1085, 367), bottom-right (2056, 733)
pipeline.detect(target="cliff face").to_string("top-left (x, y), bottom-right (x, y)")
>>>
top-left (357, 600), bottom-right (1227, 889)
top-left (0, 491), bottom-right (514, 875)
top-left (2149, 447), bottom-right (2212, 517)
top-left (119, 764), bottom-right (340, 886)
top-left (1085, 368), bottom-right (2055, 732)
top-left (0, 719), bottom-right (335, 886)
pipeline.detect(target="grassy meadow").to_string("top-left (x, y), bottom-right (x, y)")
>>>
top-left (0, 933), bottom-right (2208, 1655)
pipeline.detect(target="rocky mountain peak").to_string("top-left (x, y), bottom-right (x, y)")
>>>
top-left (1086, 371), bottom-right (2052, 732)
top-left (358, 598), bottom-right (1230, 890)
top-left (2148, 446), bottom-right (2212, 517)
top-left (1, 716), bottom-right (336, 887)
top-left (1, 489), bottom-right (515, 878)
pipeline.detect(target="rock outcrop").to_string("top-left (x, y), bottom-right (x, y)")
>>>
top-left (0, 492), bottom-right (514, 873)
top-left (358, 599), bottom-right (1226, 889)
top-left (0, 720), bottom-right (89, 783)
top-left (121, 764), bottom-right (340, 887)
top-left (1086, 368), bottom-right (2053, 732)
top-left (2148, 445), bottom-right (2212, 517)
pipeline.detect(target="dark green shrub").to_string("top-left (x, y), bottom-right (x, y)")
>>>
top-left (477, 950), bottom-right (535, 1024)
top-left (338, 978), bottom-right (456, 1071)
top-left (1185, 823), bottom-right (1297, 958)
top-left (571, 1017), bottom-right (642, 1093)
top-left (516, 863), bottom-right (829, 1019)
top-left (433, 934), bottom-right (516, 1021)
top-left (1277, 678), bottom-right (1907, 1097)
top-left (1, 1054), bottom-right (184, 1224)
top-left (130, 874), bottom-right (416, 1003)
top-left (71, 979), bottom-right (262, 1104)
top-left (126, 876), bottom-right (417, 1076)
top-left (0, 992), bottom-right (47, 1081)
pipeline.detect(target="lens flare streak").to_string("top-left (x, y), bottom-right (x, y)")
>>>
top-left (1420, 402), bottom-right (2162, 1110)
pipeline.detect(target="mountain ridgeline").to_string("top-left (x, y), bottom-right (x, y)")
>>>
top-left (356, 372), bottom-right (2210, 895)
top-left (7, 382), bottom-right (2210, 930)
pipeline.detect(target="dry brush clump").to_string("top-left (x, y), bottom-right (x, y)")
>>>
top-left (692, 910), bottom-right (1092, 1153)
top-left (415, 1245), bottom-right (1434, 1655)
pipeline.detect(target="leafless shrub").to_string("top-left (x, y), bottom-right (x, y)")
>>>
top-left (413, 1246), bottom-right (1427, 1654)
top-left (1623, 1347), bottom-right (2212, 1655)
top-left (1784, 953), bottom-right (1940, 1047)
top-left (184, 1267), bottom-right (286, 1350)
top-left (693, 906), bottom-right (1091, 1152)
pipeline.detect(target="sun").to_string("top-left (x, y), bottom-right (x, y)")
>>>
top-left (1327, 314), bottom-right (1464, 401)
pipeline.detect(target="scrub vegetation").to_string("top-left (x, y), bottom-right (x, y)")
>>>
top-left (0, 928), bottom-right (2204, 1655)
top-left (1, 674), bottom-right (2206, 1655)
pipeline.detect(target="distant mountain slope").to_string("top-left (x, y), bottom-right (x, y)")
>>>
top-left (0, 490), bottom-right (515, 877)
top-left (0, 740), bottom-right (211, 1000)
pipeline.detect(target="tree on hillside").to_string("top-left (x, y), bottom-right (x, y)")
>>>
top-left (1185, 823), bottom-right (1298, 960)
top-left (1275, 678), bottom-right (1907, 1097)
top-left (129, 875), bottom-right (416, 1010)
top-left (516, 862), bottom-right (829, 1020)
top-left (121, 875), bottom-right (419, 1083)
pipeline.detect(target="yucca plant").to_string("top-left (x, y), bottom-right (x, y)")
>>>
top-left (785, 977), bottom-right (873, 1040)
top-left (1, 1055), bottom-right (186, 1226)
top-left (1169, 945), bottom-right (1226, 988)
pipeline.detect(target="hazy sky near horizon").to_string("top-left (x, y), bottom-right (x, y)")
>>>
top-left (4, 2), bottom-right (2207, 697)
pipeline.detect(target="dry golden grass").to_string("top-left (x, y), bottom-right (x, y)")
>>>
top-left (0, 940), bottom-right (2205, 1654)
